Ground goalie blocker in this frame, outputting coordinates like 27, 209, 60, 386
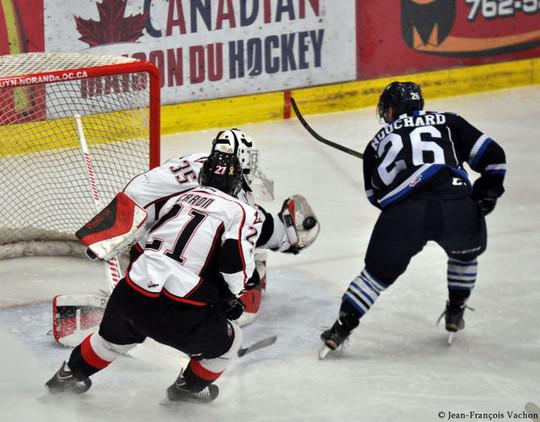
76, 192, 148, 261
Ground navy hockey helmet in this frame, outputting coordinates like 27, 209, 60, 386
199, 151, 243, 197
377, 81, 424, 122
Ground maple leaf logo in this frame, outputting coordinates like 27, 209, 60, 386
75, 0, 147, 47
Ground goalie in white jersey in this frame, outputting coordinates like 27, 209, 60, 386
79, 128, 320, 326
46, 151, 262, 403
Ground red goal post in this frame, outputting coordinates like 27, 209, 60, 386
0, 52, 160, 258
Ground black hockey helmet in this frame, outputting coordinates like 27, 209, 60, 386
199, 151, 243, 197
377, 81, 424, 122
211, 128, 256, 187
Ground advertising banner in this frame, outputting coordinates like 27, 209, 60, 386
0, 0, 44, 123
43, 0, 357, 104
0, 0, 43, 55
357, 0, 540, 79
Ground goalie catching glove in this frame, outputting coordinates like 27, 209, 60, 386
76, 192, 148, 261
278, 194, 320, 255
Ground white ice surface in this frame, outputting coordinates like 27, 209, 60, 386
1, 86, 539, 422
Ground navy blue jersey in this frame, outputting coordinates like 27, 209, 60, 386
363, 111, 506, 208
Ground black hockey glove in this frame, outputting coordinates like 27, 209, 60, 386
477, 196, 498, 216
471, 177, 503, 216
219, 296, 245, 321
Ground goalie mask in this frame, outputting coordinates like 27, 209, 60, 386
199, 151, 243, 197
212, 128, 257, 187
377, 81, 424, 123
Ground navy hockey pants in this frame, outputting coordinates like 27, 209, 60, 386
364, 193, 487, 287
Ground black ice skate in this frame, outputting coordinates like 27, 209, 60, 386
319, 316, 359, 359
162, 372, 219, 405
437, 301, 474, 345
45, 361, 92, 394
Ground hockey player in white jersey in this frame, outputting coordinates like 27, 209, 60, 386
46, 150, 262, 403
79, 128, 320, 326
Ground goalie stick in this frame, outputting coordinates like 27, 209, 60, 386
52, 115, 122, 346
289, 97, 364, 159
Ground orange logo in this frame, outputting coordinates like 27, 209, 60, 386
401, 0, 540, 56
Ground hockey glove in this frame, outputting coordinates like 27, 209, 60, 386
220, 296, 245, 321
477, 196, 497, 216
278, 195, 320, 253
471, 176, 503, 216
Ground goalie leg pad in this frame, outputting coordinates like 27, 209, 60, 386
53, 294, 109, 347
76, 192, 148, 260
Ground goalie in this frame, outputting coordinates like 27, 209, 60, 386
76, 128, 320, 327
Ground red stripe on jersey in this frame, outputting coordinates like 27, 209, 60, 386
189, 358, 222, 381
162, 288, 207, 306
81, 334, 111, 369
125, 274, 161, 298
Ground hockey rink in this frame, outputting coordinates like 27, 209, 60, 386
1, 86, 539, 422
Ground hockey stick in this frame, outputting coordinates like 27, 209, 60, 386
238, 335, 277, 357
289, 97, 364, 159
51, 115, 122, 345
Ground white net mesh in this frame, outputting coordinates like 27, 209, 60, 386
0, 53, 157, 257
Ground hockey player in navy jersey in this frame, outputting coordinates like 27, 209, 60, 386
46, 151, 262, 403
320, 81, 506, 357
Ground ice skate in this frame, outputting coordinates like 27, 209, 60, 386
437, 301, 474, 345
45, 361, 92, 394
161, 372, 219, 405
319, 317, 358, 359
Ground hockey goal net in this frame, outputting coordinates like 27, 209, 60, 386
0, 52, 160, 258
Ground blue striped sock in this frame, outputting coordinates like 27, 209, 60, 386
343, 268, 387, 317
447, 258, 477, 300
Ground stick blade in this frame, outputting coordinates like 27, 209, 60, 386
238, 335, 277, 357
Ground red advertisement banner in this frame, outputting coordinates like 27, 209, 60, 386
0, 0, 44, 123
356, 0, 540, 80
0, 0, 43, 55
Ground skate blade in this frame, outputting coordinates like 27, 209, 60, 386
318, 345, 332, 360
447, 332, 455, 346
